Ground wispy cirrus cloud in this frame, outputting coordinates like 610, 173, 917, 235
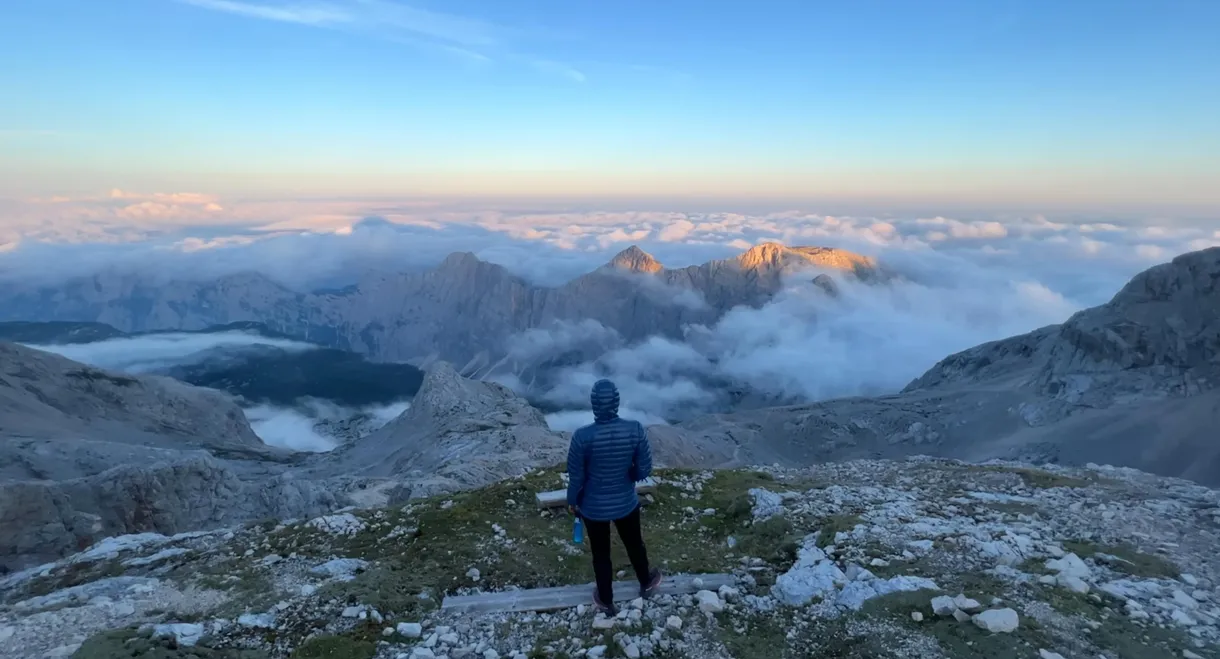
177, 0, 352, 26
530, 59, 587, 83
176, 0, 582, 81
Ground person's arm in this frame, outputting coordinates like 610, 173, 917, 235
566, 431, 586, 512
630, 422, 653, 482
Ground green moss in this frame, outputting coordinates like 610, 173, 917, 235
21, 559, 126, 600
815, 514, 863, 548
187, 562, 278, 617
716, 611, 792, 659
962, 464, 1091, 489
73, 628, 269, 659
987, 501, 1040, 516
1062, 540, 1180, 579
288, 635, 376, 659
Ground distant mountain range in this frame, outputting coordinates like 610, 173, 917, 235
0, 242, 882, 371
0, 321, 424, 408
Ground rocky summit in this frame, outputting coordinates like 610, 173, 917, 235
1, 459, 1217, 659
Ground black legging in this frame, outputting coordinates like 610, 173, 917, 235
583, 505, 652, 606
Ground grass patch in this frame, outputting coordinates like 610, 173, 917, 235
20, 559, 126, 600
987, 501, 1040, 516
1017, 558, 1054, 576
310, 468, 808, 625
1090, 616, 1218, 659
288, 634, 376, 659
815, 514, 863, 548
858, 589, 1054, 659
73, 628, 270, 659
960, 464, 1091, 489
188, 562, 278, 617
716, 610, 793, 659
316, 565, 438, 619
1030, 566, 1215, 659
1062, 540, 1180, 579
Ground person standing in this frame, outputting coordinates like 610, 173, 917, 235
566, 379, 663, 615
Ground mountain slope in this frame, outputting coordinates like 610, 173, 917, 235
0, 342, 347, 568
661, 246, 1220, 484
0, 341, 262, 460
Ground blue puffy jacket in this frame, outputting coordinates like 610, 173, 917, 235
566, 379, 653, 522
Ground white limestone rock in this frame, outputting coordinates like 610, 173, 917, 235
695, 590, 725, 614
972, 608, 1020, 634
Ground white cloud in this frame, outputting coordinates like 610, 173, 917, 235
24, 331, 317, 373
4, 191, 1219, 423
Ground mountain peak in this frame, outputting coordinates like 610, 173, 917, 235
606, 245, 663, 274
438, 252, 484, 270
737, 242, 877, 273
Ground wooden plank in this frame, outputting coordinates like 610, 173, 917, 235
441, 573, 735, 615
535, 478, 658, 509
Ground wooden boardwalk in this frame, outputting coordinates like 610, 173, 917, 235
440, 573, 735, 614
534, 478, 658, 509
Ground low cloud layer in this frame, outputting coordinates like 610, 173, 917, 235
245, 399, 410, 453
517, 257, 1081, 422
23, 330, 409, 452
26, 331, 317, 373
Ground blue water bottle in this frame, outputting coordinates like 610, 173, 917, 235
573, 518, 584, 544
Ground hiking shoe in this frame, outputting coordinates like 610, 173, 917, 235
593, 588, 618, 616
640, 568, 663, 599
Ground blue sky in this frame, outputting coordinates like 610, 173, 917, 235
2, 0, 1218, 205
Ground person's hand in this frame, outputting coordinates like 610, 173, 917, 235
568, 505, 579, 516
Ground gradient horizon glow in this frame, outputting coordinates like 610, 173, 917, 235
2, 0, 1219, 206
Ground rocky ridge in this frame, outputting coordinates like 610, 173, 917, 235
660, 246, 1220, 485
1, 459, 1216, 659
0, 242, 880, 367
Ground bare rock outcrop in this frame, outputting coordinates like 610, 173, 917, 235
0, 455, 338, 570
315, 362, 569, 497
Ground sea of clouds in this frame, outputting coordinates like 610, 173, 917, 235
5, 190, 1219, 428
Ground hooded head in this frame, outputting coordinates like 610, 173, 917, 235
590, 379, 620, 423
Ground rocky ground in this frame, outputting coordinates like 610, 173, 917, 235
2, 458, 1218, 659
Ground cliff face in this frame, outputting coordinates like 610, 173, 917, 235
0, 243, 880, 366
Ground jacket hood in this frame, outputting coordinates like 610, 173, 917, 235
590, 379, 620, 423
